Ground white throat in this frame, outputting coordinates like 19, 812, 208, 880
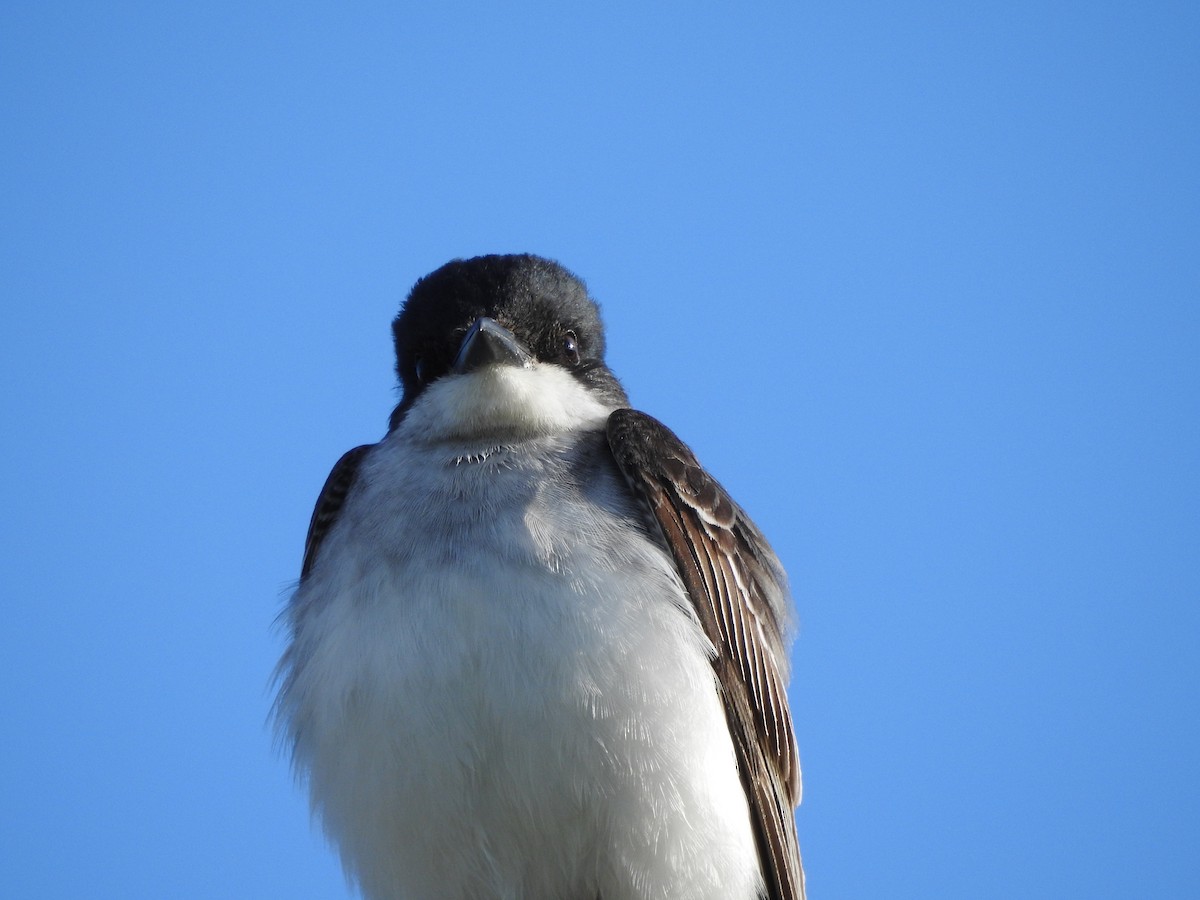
396, 363, 613, 444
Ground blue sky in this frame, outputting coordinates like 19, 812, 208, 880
2, 2, 1197, 897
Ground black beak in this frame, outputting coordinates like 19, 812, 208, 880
452, 317, 534, 374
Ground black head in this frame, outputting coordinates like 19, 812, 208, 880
389, 254, 628, 430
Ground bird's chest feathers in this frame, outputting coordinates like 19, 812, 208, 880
295, 437, 687, 749
285, 437, 756, 900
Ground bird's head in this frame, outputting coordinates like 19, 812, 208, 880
388, 254, 628, 441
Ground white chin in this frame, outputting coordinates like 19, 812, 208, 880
397, 363, 612, 443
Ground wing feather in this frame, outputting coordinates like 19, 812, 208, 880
300, 444, 373, 581
607, 409, 805, 900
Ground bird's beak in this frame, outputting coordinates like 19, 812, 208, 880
452, 317, 534, 374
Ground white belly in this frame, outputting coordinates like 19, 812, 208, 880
279, 436, 762, 899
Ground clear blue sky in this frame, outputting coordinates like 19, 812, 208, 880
2, 3, 1197, 897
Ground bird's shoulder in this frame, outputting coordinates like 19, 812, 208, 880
605, 407, 805, 900
300, 444, 374, 582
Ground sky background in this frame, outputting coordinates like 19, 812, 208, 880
2, 2, 1197, 898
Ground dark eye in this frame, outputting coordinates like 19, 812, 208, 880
414, 357, 428, 384
562, 331, 580, 366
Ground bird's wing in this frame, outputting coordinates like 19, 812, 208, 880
300, 444, 374, 581
607, 408, 805, 900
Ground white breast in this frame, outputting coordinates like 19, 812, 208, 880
278, 378, 762, 899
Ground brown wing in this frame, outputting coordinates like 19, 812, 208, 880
607, 408, 805, 900
300, 444, 373, 581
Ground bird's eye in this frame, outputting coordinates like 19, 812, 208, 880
414, 358, 428, 384
562, 331, 581, 366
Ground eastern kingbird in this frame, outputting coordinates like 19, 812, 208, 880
275, 254, 805, 899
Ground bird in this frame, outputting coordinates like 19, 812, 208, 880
274, 254, 806, 900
